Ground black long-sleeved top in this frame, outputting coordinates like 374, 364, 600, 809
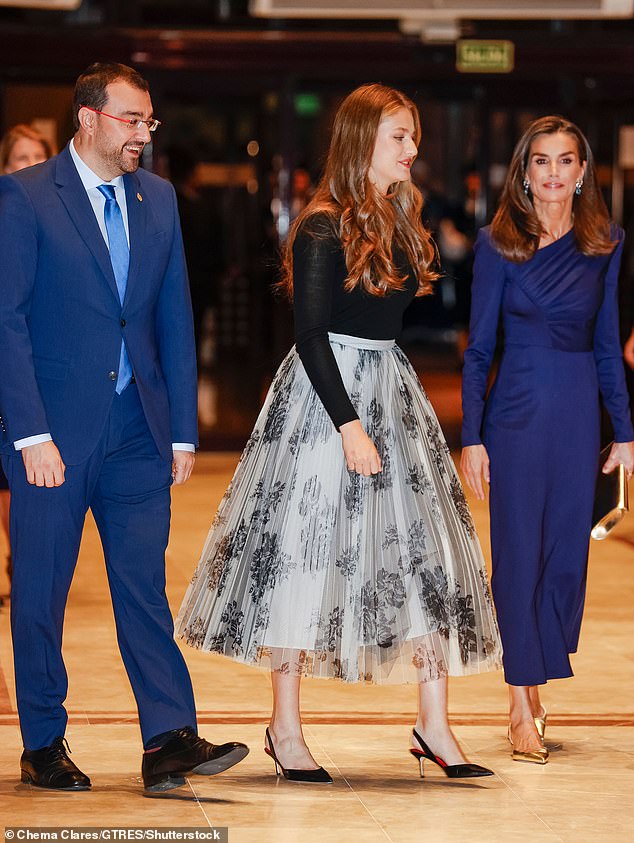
293, 214, 418, 428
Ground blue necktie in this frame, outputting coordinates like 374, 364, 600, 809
97, 184, 133, 394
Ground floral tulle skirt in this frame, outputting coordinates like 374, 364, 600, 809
175, 334, 502, 684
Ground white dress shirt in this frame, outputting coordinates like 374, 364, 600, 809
15, 140, 194, 454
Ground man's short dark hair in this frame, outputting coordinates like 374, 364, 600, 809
73, 63, 150, 131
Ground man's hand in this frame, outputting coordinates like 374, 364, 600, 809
22, 441, 66, 487
172, 450, 195, 485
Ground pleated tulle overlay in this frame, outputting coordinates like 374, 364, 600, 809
175, 334, 502, 684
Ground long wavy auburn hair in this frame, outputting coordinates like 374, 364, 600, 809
280, 83, 438, 298
491, 115, 615, 262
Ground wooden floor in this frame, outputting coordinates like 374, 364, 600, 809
1, 445, 634, 841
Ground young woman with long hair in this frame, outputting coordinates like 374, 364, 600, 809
461, 116, 634, 764
177, 84, 501, 782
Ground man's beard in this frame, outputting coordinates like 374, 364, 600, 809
99, 139, 143, 176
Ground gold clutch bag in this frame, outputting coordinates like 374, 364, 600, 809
591, 443, 629, 541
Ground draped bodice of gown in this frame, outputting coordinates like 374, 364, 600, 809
462, 225, 634, 447
502, 229, 603, 352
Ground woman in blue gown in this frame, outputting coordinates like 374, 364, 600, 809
461, 116, 634, 763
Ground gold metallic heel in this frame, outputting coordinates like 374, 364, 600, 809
512, 747, 549, 765
534, 707, 547, 741
508, 726, 549, 765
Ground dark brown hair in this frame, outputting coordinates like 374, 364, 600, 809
491, 115, 615, 262
73, 62, 150, 131
0, 124, 54, 172
280, 83, 437, 298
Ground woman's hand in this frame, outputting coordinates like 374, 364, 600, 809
340, 419, 382, 476
602, 441, 634, 479
460, 444, 490, 501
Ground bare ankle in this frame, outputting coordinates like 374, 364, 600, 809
414, 718, 451, 738
268, 723, 304, 743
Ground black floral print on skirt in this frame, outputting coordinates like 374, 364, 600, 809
175, 334, 502, 684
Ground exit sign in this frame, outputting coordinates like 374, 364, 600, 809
456, 40, 515, 74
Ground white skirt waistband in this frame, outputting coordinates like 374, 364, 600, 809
328, 332, 396, 350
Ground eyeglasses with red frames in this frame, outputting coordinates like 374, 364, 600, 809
80, 105, 161, 133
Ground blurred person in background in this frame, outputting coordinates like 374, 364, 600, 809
624, 328, 634, 369
0, 123, 55, 595
165, 145, 222, 362
0, 123, 53, 174
461, 116, 634, 765
440, 164, 481, 360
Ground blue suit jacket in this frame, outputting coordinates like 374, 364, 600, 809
0, 145, 198, 464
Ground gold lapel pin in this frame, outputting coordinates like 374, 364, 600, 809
137, 193, 143, 202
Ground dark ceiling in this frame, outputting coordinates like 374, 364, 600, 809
1, 1, 634, 107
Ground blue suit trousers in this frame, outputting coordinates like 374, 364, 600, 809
2, 384, 197, 750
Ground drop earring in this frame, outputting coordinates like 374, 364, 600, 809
523, 178, 530, 195
575, 179, 583, 196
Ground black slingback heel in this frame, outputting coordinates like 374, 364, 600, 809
264, 728, 333, 783
410, 729, 494, 779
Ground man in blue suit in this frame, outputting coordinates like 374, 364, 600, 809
0, 63, 248, 792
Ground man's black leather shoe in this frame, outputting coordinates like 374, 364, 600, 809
21, 737, 91, 791
142, 727, 249, 792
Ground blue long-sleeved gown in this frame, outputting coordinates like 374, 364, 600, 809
462, 225, 633, 686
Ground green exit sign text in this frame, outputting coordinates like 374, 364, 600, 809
456, 40, 515, 74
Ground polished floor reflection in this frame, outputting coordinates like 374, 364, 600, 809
1, 451, 633, 841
